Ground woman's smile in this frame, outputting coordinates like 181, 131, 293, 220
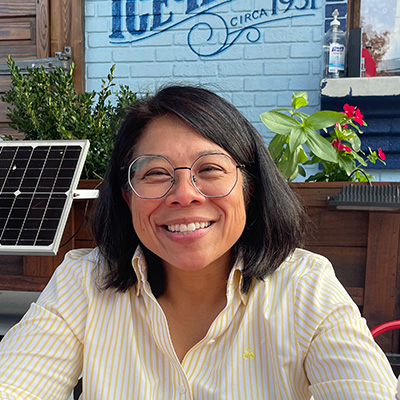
161, 221, 214, 244
165, 221, 212, 234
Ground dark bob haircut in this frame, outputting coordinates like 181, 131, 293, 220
91, 84, 308, 295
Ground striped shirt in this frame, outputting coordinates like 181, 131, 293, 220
0, 247, 396, 399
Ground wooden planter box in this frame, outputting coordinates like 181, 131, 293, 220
292, 182, 400, 352
0, 180, 98, 292
1, 181, 400, 351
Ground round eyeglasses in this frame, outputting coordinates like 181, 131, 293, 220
127, 153, 242, 199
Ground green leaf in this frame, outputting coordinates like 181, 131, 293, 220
351, 151, 367, 166
305, 128, 338, 163
306, 111, 344, 129
306, 171, 328, 182
269, 107, 292, 113
291, 92, 308, 110
340, 128, 358, 139
288, 126, 307, 153
260, 110, 301, 135
268, 134, 287, 162
298, 146, 308, 163
338, 156, 356, 175
278, 146, 299, 181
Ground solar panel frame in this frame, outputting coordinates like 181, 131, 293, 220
0, 140, 90, 255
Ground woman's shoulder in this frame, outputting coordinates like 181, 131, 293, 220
62, 247, 99, 262
264, 248, 354, 311
59, 247, 103, 270
253, 248, 334, 296
277, 248, 333, 275
254, 248, 338, 297
50, 247, 103, 288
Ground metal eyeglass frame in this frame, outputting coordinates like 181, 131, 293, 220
127, 152, 244, 199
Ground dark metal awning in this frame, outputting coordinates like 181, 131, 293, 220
328, 184, 400, 211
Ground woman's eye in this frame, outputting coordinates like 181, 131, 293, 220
146, 169, 169, 175
142, 168, 172, 180
198, 164, 224, 175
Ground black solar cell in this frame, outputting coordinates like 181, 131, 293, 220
0, 141, 89, 255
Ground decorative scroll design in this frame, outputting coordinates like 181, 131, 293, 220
187, 12, 314, 57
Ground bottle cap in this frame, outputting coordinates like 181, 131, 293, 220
330, 9, 341, 28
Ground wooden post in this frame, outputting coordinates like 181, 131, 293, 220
346, 0, 361, 34
36, 0, 50, 58
363, 212, 400, 352
50, 0, 85, 92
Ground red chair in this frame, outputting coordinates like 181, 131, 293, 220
371, 320, 400, 375
371, 320, 400, 338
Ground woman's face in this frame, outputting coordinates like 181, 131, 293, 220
123, 114, 247, 273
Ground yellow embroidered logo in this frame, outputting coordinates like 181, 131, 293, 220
243, 348, 255, 360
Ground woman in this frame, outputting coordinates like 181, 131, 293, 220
0, 85, 396, 399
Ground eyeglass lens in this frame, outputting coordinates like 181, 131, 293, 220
128, 153, 239, 199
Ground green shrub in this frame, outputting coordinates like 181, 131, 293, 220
2, 57, 142, 179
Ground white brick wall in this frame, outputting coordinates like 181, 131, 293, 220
84, 0, 400, 182
85, 0, 325, 141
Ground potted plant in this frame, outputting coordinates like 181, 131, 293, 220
259, 91, 386, 182
1, 57, 142, 180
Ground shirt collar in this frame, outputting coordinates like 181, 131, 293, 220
226, 258, 249, 305
132, 246, 148, 297
131, 246, 249, 305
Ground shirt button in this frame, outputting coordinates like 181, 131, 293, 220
178, 385, 186, 394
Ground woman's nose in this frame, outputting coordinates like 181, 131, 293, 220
164, 169, 205, 206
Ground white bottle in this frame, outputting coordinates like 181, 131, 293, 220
323, 9, 346, 78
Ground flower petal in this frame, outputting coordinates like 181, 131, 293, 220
378, 148, 386, 160
343, 103, 356, 118
354, 108, 364, 125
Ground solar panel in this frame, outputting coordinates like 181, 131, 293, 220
0, 140, 89, 255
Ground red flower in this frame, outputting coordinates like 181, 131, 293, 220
378, 148, 386, 160
354, 108, 364, 125
332, 139, 352, 152
343, 103, 356, 118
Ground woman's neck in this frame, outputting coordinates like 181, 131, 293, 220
160, 252, 232, 308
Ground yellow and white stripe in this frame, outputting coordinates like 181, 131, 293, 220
0, 247, 396, 399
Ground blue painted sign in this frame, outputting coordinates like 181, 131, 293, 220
110, 0, 317, 57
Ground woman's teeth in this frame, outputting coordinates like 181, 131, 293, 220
167, 222, 211, 234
